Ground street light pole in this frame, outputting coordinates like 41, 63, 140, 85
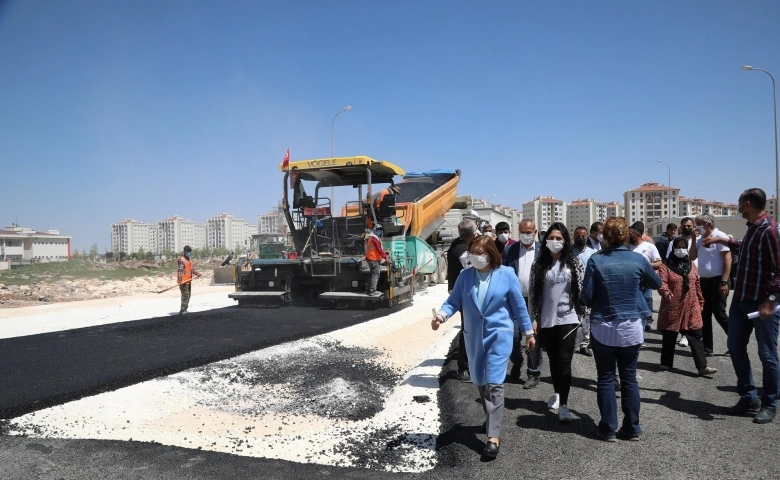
330, 106, 352, 206
657, 160, 671, 229
742, 66, 779, 220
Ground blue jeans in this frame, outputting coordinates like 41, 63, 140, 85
642, 288, 653, 327
591, 337, 642, 437
728, 299, 780, 410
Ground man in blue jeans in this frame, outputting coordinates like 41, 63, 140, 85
705, 188, 780, 424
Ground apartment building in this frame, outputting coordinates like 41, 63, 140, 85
566, 198, 609, 232
207, 213, 255, 252
1, 224, 71, 263
472, 198, 522, 236
606, 202, 624, 218
522, 196, 566, 233
679, 196, 739, 218
156, 216, 206, 254
624, 183, 680, 226
111, 219, 157, 254
258, 203, 287, 234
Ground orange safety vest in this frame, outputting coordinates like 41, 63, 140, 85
365, 234, 384, 261
180, 256, 193, 283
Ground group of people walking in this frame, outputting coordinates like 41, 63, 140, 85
432, 187, 780, 458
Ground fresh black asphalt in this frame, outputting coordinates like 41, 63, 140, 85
3, 293, 780, 479
0, 305, 406, 419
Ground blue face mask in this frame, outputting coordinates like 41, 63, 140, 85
185, 252, 191, 258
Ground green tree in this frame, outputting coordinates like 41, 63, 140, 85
89, 243, 99, 260
137, 247, 146, 259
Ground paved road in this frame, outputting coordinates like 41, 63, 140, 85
436, 292, 780, 479
2, 293, 780, 479
0, 305, 403, 418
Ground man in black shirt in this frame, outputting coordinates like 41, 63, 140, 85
446, 218, 479, 382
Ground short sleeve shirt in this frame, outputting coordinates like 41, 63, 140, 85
696, 228, 730, 278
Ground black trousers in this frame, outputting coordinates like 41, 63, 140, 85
660, 328, 707, 369
457, 308, 469, 371
699, 276, 729, 351
538, 323, 578, 405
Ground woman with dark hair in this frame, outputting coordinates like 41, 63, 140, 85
432, 235, 535, 458
658, 237, 718, 376
528, 222, 585, 423
581, 216, 662, 441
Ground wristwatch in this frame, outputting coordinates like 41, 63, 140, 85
720, 280, 728, 286
769, 295, 777, 303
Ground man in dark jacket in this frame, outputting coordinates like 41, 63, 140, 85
446, 218, 479, 382
656, 223, 678, 265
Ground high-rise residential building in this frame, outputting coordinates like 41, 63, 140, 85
156, 216, 206, 254
111, 219, 156, 254
566, 198, 608, 232
624, 183, 680, 226
768, 197, 777, 218
207, 213, 255, 252
522, 196, 566, 233
605, 202, 624, 218
258, 203, 287, 234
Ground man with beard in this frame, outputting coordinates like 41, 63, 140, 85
705, 188, 780, 424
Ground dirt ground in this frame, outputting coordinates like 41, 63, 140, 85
0, 262, 219, 308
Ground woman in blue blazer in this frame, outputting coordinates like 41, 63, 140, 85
432, 235, 536, 458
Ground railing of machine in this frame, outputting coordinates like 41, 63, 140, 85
308, 198, 338, 277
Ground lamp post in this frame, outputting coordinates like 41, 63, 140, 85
657, 160, 671, 229
331, 106, 352, 204
742, 66, 779, 220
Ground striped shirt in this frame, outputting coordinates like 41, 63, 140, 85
728, 213, 780, 302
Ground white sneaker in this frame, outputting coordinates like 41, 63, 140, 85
548, 393, 560, 410
558, 404, 572, 423
678, 335, 689, 347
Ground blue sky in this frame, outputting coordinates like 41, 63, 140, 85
1, 1, 778, 251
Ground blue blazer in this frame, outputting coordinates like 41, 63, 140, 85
440, 266, 533, 385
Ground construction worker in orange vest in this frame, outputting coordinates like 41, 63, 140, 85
364, 226, 389, 297
177, 245, 202, 314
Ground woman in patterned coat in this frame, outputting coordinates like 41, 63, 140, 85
658, 236, 718, 376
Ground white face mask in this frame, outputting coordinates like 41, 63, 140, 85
547, 239, 564, 253
696, 226, 705, 235
596, 233, 604, 242
518, 233, 534, 245
674, 248, 688, 258
497, 233, 510, 243
468, 254, 489, 269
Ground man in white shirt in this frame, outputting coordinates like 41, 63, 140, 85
502, 219, 544, 388
630, 222, 662, 332
690, 214, 731, 356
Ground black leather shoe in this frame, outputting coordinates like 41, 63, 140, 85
578, 346, 593, 357
483, 441, 499, 458
456, 370, 472, 383
754, 407, 776, 424
704, 348, 715, 357
523, 375, 540, 389
726, 398, 761, 415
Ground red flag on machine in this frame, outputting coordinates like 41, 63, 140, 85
282, 149, 290, 170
